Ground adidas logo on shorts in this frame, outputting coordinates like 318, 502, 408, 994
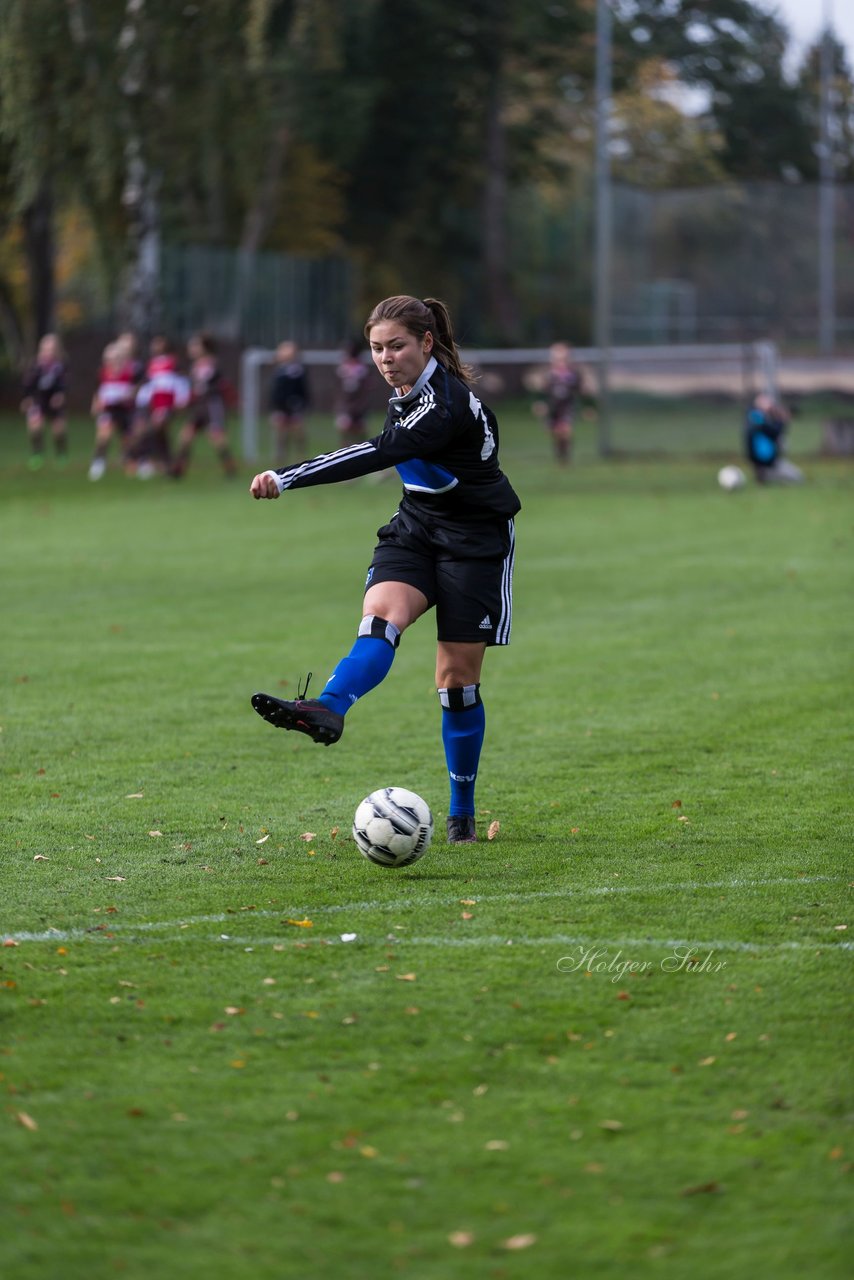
479, 615, 492, 630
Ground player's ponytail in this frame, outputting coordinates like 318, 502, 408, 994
364, 295, 476, 384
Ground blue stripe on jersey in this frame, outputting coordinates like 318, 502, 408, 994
396, 458, 459, 494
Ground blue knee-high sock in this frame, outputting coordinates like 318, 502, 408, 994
317, 616, 399, 715
439, 685, 485, 818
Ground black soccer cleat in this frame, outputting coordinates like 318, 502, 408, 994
447, 814, 477, 844
251, 693, 344, 745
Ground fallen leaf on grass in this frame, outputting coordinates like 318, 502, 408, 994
698, 1056, 716, 1066
487, 820, 500, 841
460, 898, 477, 906
299, 832, 316, 842
16, 1112, 38, 1131
461, 912, 474, 920
330, 826, 339, 839
285, 918, 313, 928
106, 876, 126, 883
148, 830, 163, 838
33, 855, 49, 862
396, 973, 417, 982
501, 1234, 537, 1250
3, 939, 19, 947
681, 1181, 722, 1196
600, 1119, 623, 1131
257, 858, 269, 866
485, 1140, 509, 1150
125, 793, 144, 799
448, 1232, 475, 1248
224, 1006, 244, 1016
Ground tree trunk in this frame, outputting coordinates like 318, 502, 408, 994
0, 273, 26, 367
226, 125, 291, 341
482, 77, 518, 343
22, 182, 55, 343
120, 138, 161, 340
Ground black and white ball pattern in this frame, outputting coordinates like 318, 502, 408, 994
352, 787, 434, 868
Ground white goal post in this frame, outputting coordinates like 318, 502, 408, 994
239, 341, 779, 462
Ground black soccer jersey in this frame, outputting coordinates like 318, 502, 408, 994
272, 357, 520, 521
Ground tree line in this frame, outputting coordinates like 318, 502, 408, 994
0, 0, 851, 356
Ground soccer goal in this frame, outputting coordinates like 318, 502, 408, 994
240, 341, 779, 461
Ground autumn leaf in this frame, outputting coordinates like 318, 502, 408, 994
460, 898, 477, 905
599, 1119, 623, 1131
16, 1112, 38, 1131
148, 830, 163, 838
256, 834, 270, 845
285, 918, 313, 928
105, 876, 126, 883
501, 1234, 537, 1250
299, 832, 316, 842
125, 792, 144, 799
396, 973, 417, 982
33, 854, 49, 862
448, 1232, 475, 1248
330, 826, 339, 839
681, 1181, 722, 1196
461, 911, 474, 920
487, 820, 500, 841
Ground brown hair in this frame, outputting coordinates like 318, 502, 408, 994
364, 295, 475, 383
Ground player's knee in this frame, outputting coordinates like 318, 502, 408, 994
358, 615, 400, 648
437, 684, 482, 711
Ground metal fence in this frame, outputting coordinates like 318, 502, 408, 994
506, 180, 854, 348
159, 244, 353, 347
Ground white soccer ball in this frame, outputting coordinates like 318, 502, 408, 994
718, 464, 746, 491
352, 787, 434, 868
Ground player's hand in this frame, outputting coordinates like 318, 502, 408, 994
250, 471, 281, 499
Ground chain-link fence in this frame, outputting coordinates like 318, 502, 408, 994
505, 180, 854, 348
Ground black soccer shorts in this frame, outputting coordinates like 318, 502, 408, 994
365, 504, 516, 646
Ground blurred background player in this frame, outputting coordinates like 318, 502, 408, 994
21, 333, 68, 470
744, 392, 804, 485
170, 333, 237, 479
132, 335, 189, 477
269, 340, 310, 464
87, 340, 137, 480
538, 342, 584, 464
334, 339, 372, 445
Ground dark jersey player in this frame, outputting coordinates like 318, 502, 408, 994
249, 295, 521, 845
21, 334, 68, 469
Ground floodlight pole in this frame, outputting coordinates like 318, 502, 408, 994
818, 0, 836, 354
594, 0, 613, 456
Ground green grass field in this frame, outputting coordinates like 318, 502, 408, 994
1, 404, 851, 1279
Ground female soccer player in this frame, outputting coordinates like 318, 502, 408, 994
249, 295, 521, 844
21, 333, 67, 469
170, 333, 237, 479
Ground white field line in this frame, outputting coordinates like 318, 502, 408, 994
5, 929, 852, 954
3, 875, 849, 952
6, 872, 845, 940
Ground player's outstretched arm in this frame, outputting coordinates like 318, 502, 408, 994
250, 470, 283, 499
